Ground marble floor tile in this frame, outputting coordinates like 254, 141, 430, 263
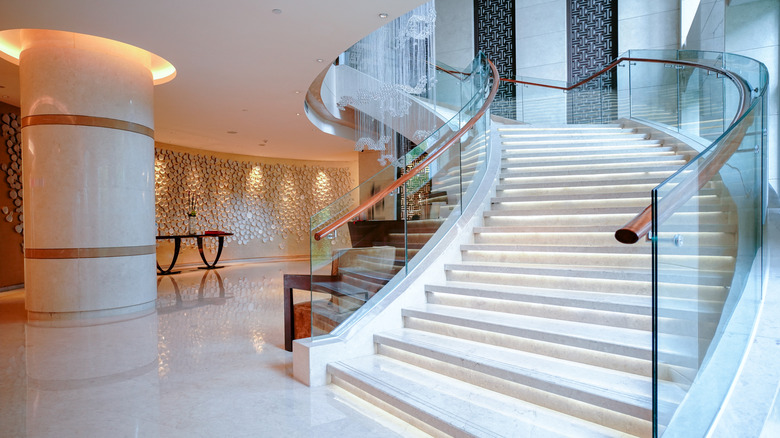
0, 261, 418, 438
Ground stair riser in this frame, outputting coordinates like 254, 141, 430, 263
403, 316, 653, 378
461, 251, 736, 271
425, 291, 651, 331
328, 373, 455, 438
375, 342, 654, 433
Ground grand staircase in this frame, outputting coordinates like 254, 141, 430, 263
323, 123, 737, 437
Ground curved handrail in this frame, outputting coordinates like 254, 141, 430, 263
503, 57, 754, 244
313, 58, 500, 241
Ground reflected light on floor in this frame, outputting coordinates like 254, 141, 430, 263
0, 261, 423, 437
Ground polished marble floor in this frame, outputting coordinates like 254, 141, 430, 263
0, 262, 425, 438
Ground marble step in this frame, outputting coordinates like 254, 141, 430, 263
497, 124, 624, 131
442, 262, 728, 300
499, 128, 635, 136
462, 241, 735, 257
373, 328, 684, 430
460, 246, 735, 271
495, 173, 678, 191
473, 230, 736, 247
501, 148, 682, 163
496, 180, 720, 198
497, 170, 678, 188
492, 187, 717, 203
501, 133, 649, 144
483, 202, 728, 218
481, 210, 735, 228
500, 156, 688, 172
489, 194, 722, 212
328, 355, 632, 438
444, 262, 731, 287
425, 282, 722, 335
499, 163, 684, 180
501, 143, 672, 162
401, 305, 698, 369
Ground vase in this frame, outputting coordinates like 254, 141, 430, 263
187, 215, 196, 235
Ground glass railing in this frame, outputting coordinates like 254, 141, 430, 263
306, 52, 495, 339
506, 50, 768, 436
651, 53, 767, 436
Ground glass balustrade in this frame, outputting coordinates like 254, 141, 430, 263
305, 53, 494, 339
506, 49, 767, 436
303, 47, 766, 436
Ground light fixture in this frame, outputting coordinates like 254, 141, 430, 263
379, 13, 389, 18
272, 9, 282, 14
227, 130, 238, 134
316, 58, 323, 63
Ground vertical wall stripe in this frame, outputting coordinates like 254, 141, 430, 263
567, 0, 618, 123
474, 0, 516, 119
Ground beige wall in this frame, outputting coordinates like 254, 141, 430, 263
154, 142, 358, 268
0, 104, 23, 289
725, 0, 780, 191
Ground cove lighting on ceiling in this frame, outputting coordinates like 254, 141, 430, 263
0, 29, 176, 85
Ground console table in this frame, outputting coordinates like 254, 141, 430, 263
156, 232, 233, 275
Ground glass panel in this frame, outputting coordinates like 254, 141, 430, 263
652, 54, 766, 434
305, 53, 493, 341
629, 60, 680, 129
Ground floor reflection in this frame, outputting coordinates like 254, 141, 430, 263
0, 261, 413, 437
26, 311, 160, 437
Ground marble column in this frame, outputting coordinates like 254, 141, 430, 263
19, 30, 162, 319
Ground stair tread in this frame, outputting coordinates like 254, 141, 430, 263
402, 304, 696, 362
426, 281, 723, 316
444, 261, 730, 285
329, 355, 629, 438
376, 328, 686, 413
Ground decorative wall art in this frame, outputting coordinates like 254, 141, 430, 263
1, 112, 23, 253
154, 148, 353, 254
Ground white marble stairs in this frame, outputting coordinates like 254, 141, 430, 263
326, 124, 736, 437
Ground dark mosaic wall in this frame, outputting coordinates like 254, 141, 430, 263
567, 0, 618, 124
474, 0, 516, 119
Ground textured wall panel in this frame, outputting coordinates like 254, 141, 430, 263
474, 0, 516, 118
154, 148, 353, 253
0, 113, 24, 252
568, 0, 618, 124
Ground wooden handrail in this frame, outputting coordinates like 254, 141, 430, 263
313, 58, 500, 241
502, 56, 755, 244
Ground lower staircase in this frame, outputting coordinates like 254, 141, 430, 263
324, 123, 737, 437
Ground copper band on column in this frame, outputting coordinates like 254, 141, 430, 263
25, 245, 157, 259
21, 114, 154, 139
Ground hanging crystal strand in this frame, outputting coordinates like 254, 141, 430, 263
338, 1, 437, 166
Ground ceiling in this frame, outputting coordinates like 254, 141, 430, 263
0, 0, 425, 161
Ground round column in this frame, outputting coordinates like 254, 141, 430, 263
19, 30, 165, 319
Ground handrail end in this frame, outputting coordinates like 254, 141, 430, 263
615, 229, 640, 245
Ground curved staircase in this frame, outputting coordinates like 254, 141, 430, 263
324, 123, 736, 437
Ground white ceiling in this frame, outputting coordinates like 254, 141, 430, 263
0, 0, 425, 161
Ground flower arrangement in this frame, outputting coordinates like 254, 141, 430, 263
187, 191, 197, 217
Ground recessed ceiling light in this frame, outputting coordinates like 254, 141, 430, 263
294, 91, 301, 94
379, 13, 389, 18
227, 130, 238, 134
296, 113, 301, 116
316, 58, 323, 63
272, 9, 282, 14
